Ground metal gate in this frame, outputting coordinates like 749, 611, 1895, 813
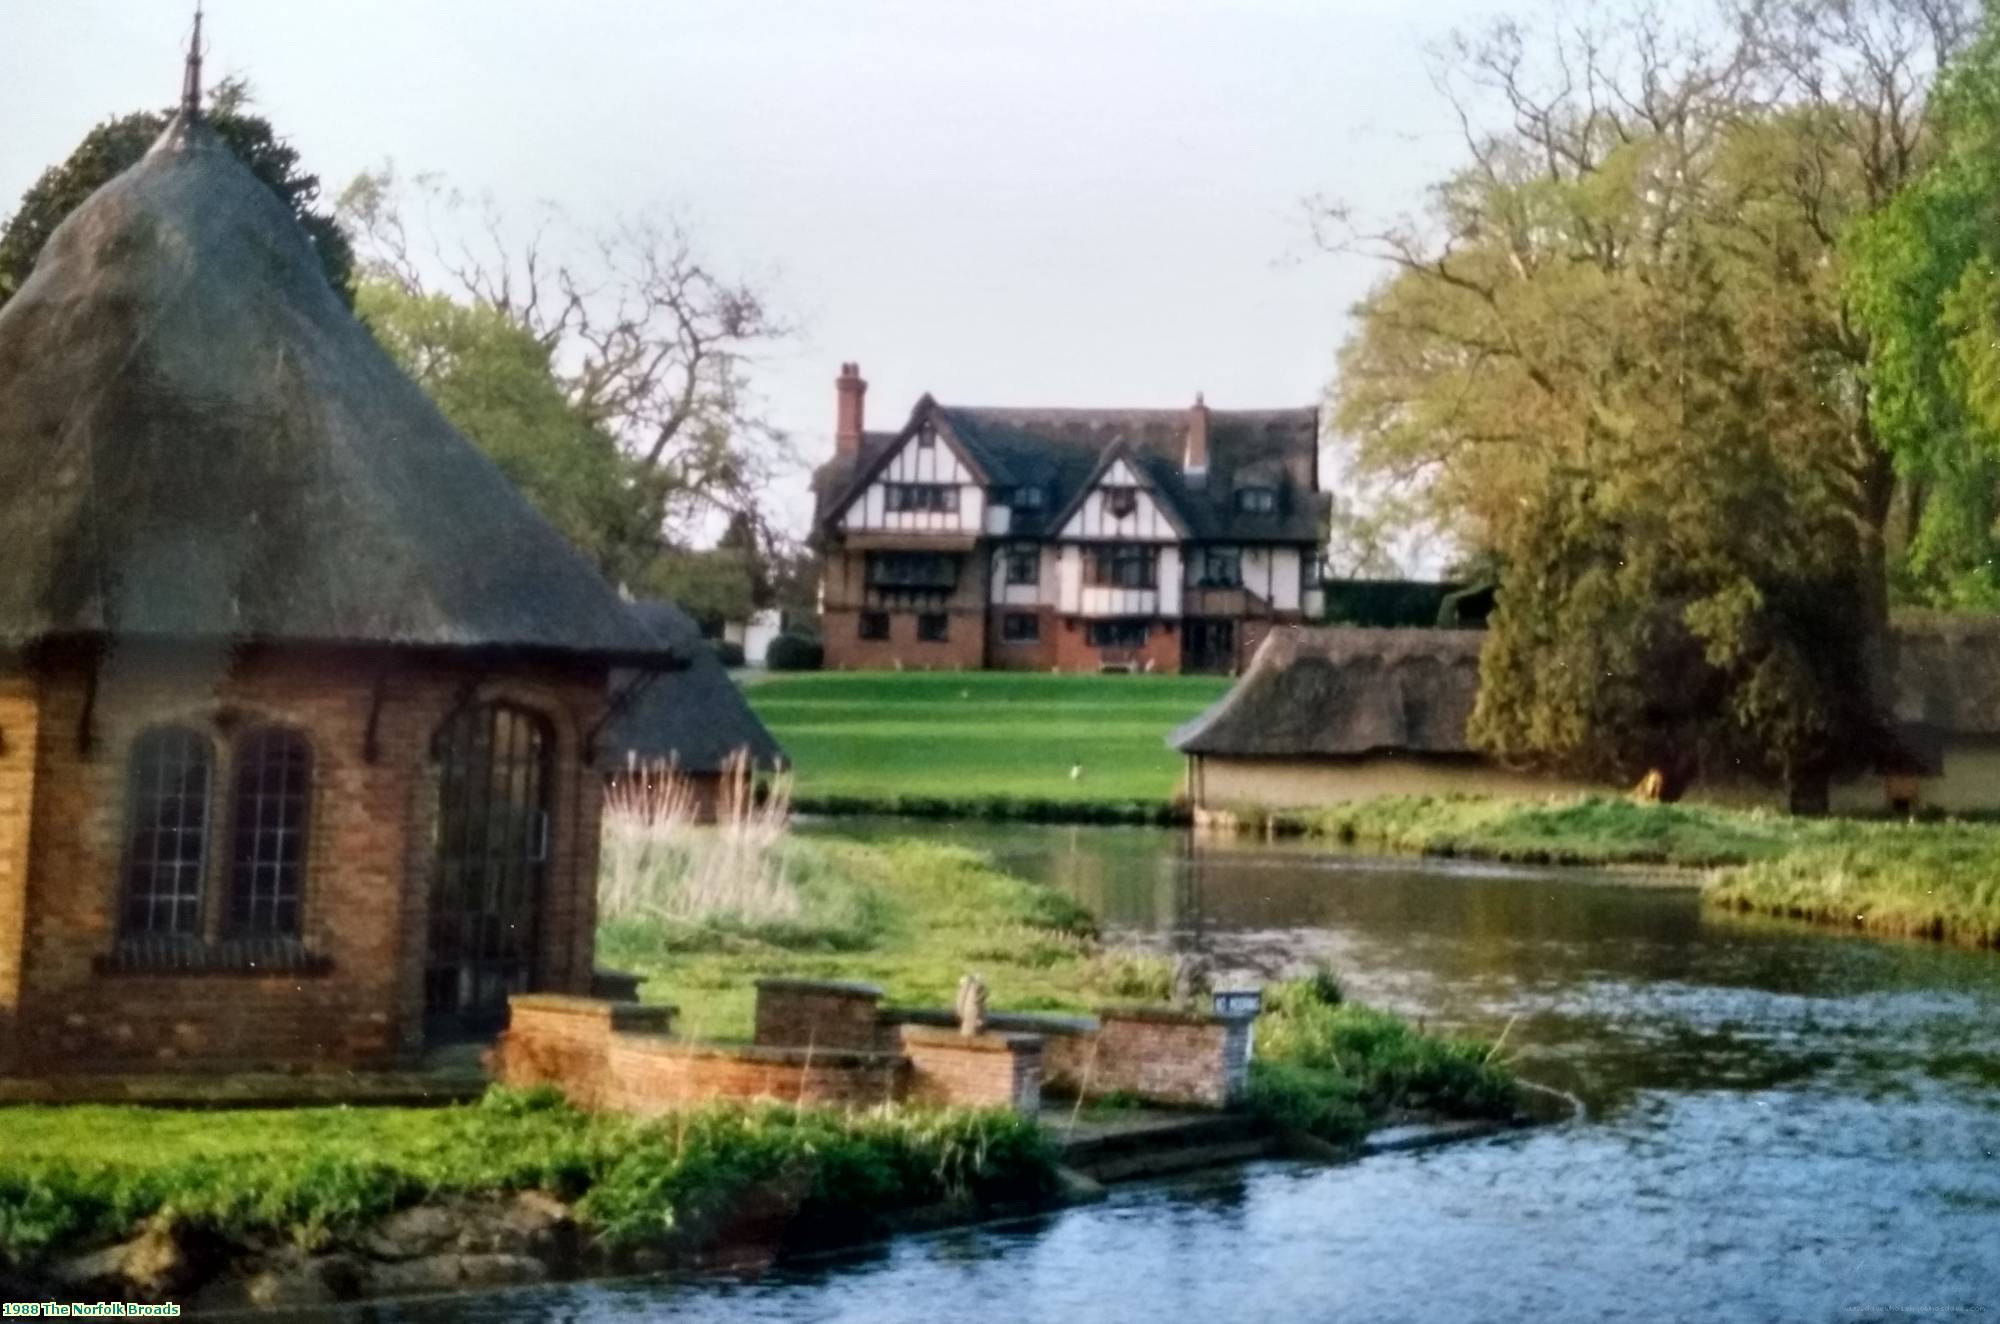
425, 702, 552, 1038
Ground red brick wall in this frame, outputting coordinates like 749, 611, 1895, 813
494, 994, 907, 1114
754, 978, 885, 1050
822, 609, 987, 671
0, 676, 39, 1076
602, 1038, 906, 1114
898, 1025, 1042, 1112
1051, 617, 1183, 674
1084, 1008, 1251, 1108
985, 609, 1058, 671
11, 642, 609, 1075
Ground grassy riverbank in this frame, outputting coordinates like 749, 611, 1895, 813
1709, 825, 2000, 948
0, 1090, 1054, 1280
599, 836, 1172, 1040
1279, 794, 2000, 949
1246, 974, 1518, 1143
743, 671, 1227, 810
603, 828, 1522, 1140
1279, 795, 1797, 867
0, 830, 1523, 1284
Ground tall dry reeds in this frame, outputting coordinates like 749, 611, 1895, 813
600, 750, 801, 926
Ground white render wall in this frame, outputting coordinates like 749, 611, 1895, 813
839, 437, 984, 536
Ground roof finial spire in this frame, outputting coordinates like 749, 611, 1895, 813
180, 4, 204, 119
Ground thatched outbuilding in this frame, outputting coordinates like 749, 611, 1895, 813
0, 43, 677, 1079
1176, 621, 2000, 816
1171, 627, 1610, 810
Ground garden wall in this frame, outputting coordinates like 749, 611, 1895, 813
495, 980, 1253, 1118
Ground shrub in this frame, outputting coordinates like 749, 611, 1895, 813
766, 633, 824, 671
711, 639, 747, 668
1247, 975, 1518, 1144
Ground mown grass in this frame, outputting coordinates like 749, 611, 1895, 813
0, 1089, 1055, 1269
1246, 975, 1519, 1146
743, 671, 1229, 805
1282, 794, 2000, 949
598, 837, 1171, 1041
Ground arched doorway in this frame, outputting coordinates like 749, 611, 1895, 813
425, 702, 553, 1039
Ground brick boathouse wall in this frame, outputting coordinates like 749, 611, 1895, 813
0, 642, 609, 1077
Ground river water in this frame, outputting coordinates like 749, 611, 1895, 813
355, 822, 2000, 1324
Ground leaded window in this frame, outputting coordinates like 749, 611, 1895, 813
227, 727, 313, 937
120, 727, 214, 937
1087, 546, 1157, 589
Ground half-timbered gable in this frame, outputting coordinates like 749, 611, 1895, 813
812, 367, 1330, 674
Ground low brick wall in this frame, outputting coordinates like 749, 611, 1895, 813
1085, 1007, 1254, 1108
601, 1037, 906, 1114
881, 1005, 1242, 1109
494, 994, 908, 1114
488, 994, 678, 1108
497, 992, 1250, 1117
754, 978, 884, 1050
898, 1025, 1043, 1112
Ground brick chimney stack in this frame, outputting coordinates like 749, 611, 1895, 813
836, 362, 868, 460
1184, 392, 1210, 481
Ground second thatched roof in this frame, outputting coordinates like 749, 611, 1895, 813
1173, 626, 1484, 758
602, 600, 787, 775
0, 113, 666, 662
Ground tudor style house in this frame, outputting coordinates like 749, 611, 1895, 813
811, 364, 1330, 673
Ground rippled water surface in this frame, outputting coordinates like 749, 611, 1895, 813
353, 822, 2000, 1324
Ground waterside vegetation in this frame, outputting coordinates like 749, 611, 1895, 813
1257, 794, 2000, 950
0, 1090, 1055, 1292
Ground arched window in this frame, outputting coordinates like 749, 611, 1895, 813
120, 726, 215, 937
227, 727, 313, 937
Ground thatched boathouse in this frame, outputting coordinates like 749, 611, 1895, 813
1175, 623, 2000, 817
0, 46, 676, 1078
1172, 627, 1613, 811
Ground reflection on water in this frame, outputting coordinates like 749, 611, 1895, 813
343, 821, 2000, 1324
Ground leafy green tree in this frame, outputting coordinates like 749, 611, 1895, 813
0, 79, 355, 308
1328, 1, 1968, 801
1848, 12, 2000, 607
632, 547, 759, 632
355, 279, 654, 578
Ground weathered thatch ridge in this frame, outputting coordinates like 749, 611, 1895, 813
1172, 626, 1485, 758
601, 600, 787, 774
0, 114, 666, 660
1885, 613, 2000, 739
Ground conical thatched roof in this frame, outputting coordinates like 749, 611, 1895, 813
0, 113, 667, 661
1173, 626, 1486, 757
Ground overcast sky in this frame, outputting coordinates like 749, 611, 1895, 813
2, 0, 1497, 549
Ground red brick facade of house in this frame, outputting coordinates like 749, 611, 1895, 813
0, 643, 609, 1076
810, 366, 1329, 675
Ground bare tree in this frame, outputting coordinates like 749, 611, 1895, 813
338, 167, 793, 549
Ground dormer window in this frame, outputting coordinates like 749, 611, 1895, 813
1012, 485, 1046, 511
1105, 487, 1139, 519
1235, 487, 1277, 514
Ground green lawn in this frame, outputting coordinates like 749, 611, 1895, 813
744, 671, 1230, 804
